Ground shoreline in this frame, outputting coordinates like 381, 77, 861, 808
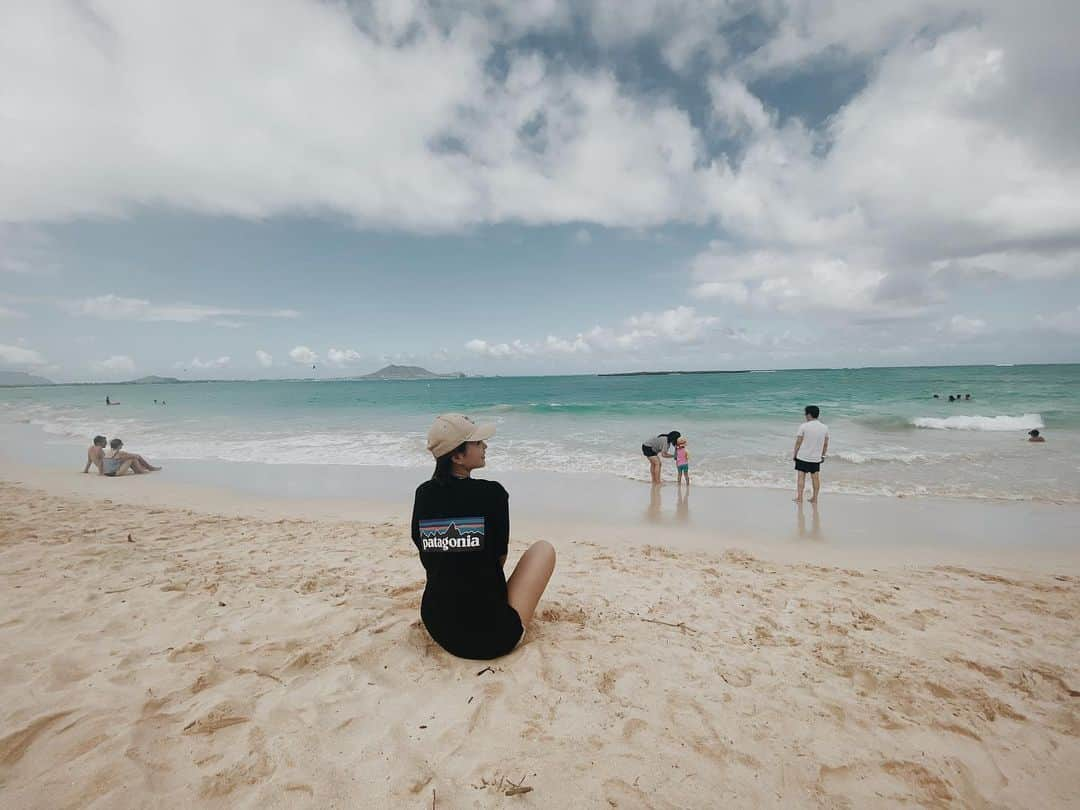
3, 451, 1080, 574
0, 477, 1077, 807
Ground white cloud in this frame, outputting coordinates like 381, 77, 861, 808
66, 294, 300, 323
0, 305, 27, 319
948, 315, 988, 337
691, 280, 749, 305
467, 306, 719, 359
708, 76, 771, 135
0, 2, 707, 230
289, 345, 318, 365
97, 355, 135, 374
1036, 306, 1080, 336
327, 347, 364, 366
2, 1, 1078, 341
255, 349, 273, 368
689, 245, 903, 315
176, 355, 231, 370
0, 225, 56, 273
465, 339, 532, 359
931, 250, 1080, 280
0, 343, 45, 367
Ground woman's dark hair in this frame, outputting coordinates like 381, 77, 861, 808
93, 435, 107, 447
432, 442, 468, 484
109, 438, 123, 450
665, 431, 681, 445
1029, 429, 1040, 437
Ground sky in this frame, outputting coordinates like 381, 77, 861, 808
2, 0, 1079, 382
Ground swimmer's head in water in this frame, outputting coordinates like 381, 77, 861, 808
93, 435, 107, 447
1029, 429, 1040, 437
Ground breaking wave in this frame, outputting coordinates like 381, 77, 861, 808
911, 414, 1043, 431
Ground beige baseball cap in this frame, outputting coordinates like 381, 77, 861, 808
426, 413, 496, 458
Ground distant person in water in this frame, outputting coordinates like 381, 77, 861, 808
933, 394, 940, 399
965, 394, 972, 400
1028, 429, 1046, 443
641, 431, 680, 484
948, 395, 955, 402
104, 438, 161, 475
83, 435, 107, 474
675, 436, 690, 486
793, 406, 829, 504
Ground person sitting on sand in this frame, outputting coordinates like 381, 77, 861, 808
104, 438, 161, 475
411, 414, 556, 660
793, 406, 829, 504
641, 431, 680, 484
1028, 429, 1046, 443
101, 441, 137, 477
83, 435, 107, 474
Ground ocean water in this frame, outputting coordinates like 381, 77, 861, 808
1, 364, 1078, 503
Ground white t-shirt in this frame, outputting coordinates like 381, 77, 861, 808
795, 420, 829, 463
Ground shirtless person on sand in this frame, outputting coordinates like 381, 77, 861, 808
83, 435, 107, 474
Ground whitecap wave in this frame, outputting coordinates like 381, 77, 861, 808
834, 450, 932, 464
911, 414, 1043, 431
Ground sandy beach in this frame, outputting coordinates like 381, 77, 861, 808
1, 470, 1078, 809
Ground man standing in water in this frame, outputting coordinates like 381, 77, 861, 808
793, 406, 829, 504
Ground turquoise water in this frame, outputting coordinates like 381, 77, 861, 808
2, 364, 1078, 502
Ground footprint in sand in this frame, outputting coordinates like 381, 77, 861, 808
0, 710, 75, 766
718, 668, 752, 688
182, 700, 252, 735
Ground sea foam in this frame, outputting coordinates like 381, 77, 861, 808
911, 413, 1043, 431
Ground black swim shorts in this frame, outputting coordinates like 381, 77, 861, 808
422, 603, 524, 661
642, 444, 658, 457
794, 458, 821, 474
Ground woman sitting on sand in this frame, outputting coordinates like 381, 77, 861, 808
411, 414, 556, 660
102, 438, 161, 476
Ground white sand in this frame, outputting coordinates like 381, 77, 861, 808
1, 473, 1078, 808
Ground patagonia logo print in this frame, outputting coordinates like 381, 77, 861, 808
419, 517, 485, 551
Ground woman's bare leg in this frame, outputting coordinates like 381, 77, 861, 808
117, 459, 136, 475
507, 541, 556, 626
649, 456, 661, 484
135, 454, 161, 471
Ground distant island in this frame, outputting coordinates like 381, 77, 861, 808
0, 370, 54, 387
124, 375, 182, 384
360, 365, 464, 380
599, 369, 753, 377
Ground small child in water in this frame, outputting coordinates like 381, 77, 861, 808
675, 436, 690, 485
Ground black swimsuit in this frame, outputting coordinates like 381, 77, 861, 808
411, 477, 523, 660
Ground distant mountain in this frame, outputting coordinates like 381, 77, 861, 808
362, 364, 464, 380
0, 370, 53, 386
127, 375, 182, 384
